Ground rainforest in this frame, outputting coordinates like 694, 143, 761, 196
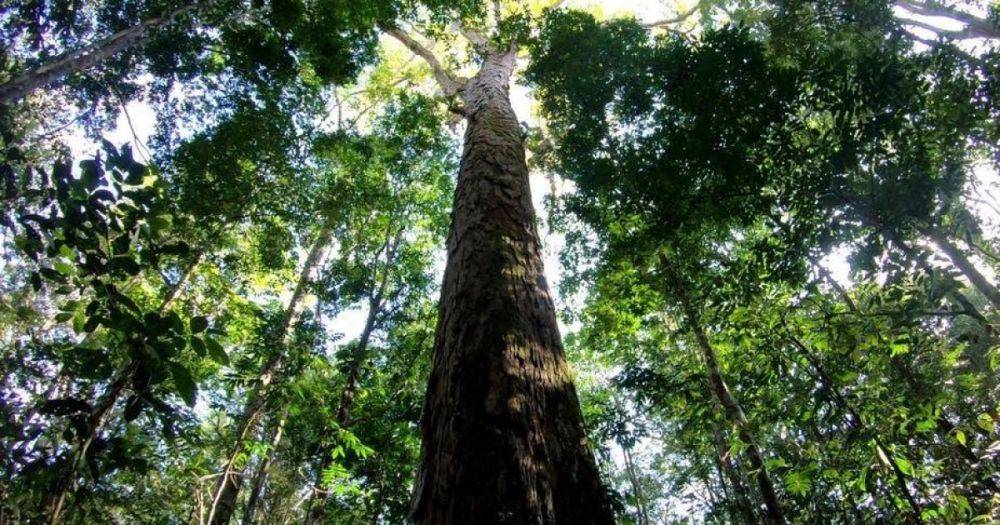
1, 0, 998, 523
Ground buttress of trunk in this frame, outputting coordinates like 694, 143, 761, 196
410, 50, 614, 525
207, 227, 332, 525
241, 411, 288, 525
918, 225, 1000, 308
662, 258, 784, 524
0, 2, 207, 105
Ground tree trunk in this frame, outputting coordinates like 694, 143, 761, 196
240, 410, 287, 525
303, 290, 384, 525
712, 422, 758, 524
621, 444, 650, 525
662, 258, 785, 524
918, 225, 1000, 308
0, 2, 207, 105
207, 226, 332, 525
409, 49, 613, 525
302, 228, 399, 524
854, 207, 988, 323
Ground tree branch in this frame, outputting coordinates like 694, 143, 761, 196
895, 0, 1000, 39
645, 0, 714, 28
452, 22, 492, 53
380, 25, 467, 98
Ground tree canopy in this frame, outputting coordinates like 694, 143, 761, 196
1, 0, 998, 523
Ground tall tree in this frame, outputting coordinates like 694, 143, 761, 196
381, 4, 615, 521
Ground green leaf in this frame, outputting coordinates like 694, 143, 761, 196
169, 362, 197, 407
977, 413, 995, 433
955, 430, 966, 446
190, 337, 207, 357
110, 256, 141, 275
53, 260, 76, 276
72, 310, 86, 334
148, 215, 173, 232
206, 337, 229, 366
895, 456, 914, 477
190, 316, 208, 333
785, 470, 811, 496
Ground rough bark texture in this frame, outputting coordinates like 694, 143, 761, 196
0, 2, 205, 105
410, 50, 613, 525
207, 227, 332, 525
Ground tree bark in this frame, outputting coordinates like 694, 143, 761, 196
409, 49, 613, 525
895, 0, 1000, 40
0, 2, 208, 105
207, 226, 332, 525
662, 257, 785, 524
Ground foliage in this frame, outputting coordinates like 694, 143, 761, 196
1, 0, 999, 523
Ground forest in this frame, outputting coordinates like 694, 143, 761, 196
0, 0, 998, 523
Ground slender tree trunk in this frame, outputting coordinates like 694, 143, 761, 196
0, 2, 208, 105
303, 291, 384, 525
918, 225, 1000, 308
207, 227, 332, 525
409, 49, 613, 525
662, 257, 784, 524
852, 206, 989, 322
45, 253, 199, 524
301, 228, 399, 524
240, 410, 288, 525
621, 444, 650, 525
